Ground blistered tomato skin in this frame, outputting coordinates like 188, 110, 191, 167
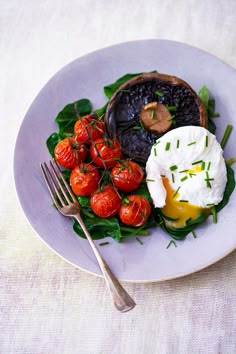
119, 195, 151, 227
90, 185, 121, 218
111, 161, 144, 192
90, 138, 122, 169
74, 114, 105, 145
54, 137, 87, 169
70, 163, 100, 196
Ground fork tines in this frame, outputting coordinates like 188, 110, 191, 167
40, 161, 76, 208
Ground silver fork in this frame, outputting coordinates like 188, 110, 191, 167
40, 160, 136, 312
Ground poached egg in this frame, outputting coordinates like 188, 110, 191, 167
146, 126, 227, 228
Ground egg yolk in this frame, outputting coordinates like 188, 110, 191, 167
161, 177, 207, 228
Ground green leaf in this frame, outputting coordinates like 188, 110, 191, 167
46, 132, 62, 157
216, 164, 235, 212
73, 216, 123, 242
104, 73, 142, 98
95, 102, 108, 118
198, 85, 209, 109
157, 210, 207, 240
55, 98, 92, 135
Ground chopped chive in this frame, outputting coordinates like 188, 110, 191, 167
146, 178, 155, 182
99, 242, 110, 246
207, 161, 211, 170
166, 240, 177, 249
226, 157, 236, 166
154, 140, 160, 146
150, 110, 155, 119
170, 165, 178, 171
186, 218, 192, 224
160, 174, 165, 178
212, 206, 217, 224
165, 142, 171, 151
180, 176, 188, 182
220, 124, 233, 149
192, 160, 203, 165
205, 135, 209, 147
187, 141, 196, 146
179, 200, 189, 203
192, 231, 197, 238
166, 105, 176, 112
173, 186, 181, 198
120, 89, 130, 93
179, 169, 188, 173
132, 126, 142, 130
206, 203, 215, 206
154, 147, 157, 156
176, 140, 180, 148
136, 237, 143, 245
201, 161, 206, 170
189, 173, 196, 177
167, 115, 175, 121
171, 173, 175, 183
155, 90, 164, 97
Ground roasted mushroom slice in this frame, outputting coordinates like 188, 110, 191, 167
105, 73, 207, 163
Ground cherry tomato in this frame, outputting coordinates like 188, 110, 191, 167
90, 185, 121, 218
70, 163, 100, 196
74, 114, 105, 145
90, 138, 122, 169
119, 195, 151, 227
111, 160, 144, 192
54, 137, 87, 169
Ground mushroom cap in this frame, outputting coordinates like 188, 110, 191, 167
104, 73, 207, 163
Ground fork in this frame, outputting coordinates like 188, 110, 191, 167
40, 160, 136, 312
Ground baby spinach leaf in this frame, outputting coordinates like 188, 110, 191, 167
46, 132, 62, 157
55, 98, 92, 135
104, 73, 142, 99
198, 85, 209, 109
216, 164, 235, 212
73, 216, 123, 242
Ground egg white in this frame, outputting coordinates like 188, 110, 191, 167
146, 126, 227, 208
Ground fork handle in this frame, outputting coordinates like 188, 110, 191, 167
74, 214, 136, 312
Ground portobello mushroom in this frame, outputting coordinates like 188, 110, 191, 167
104, 73, 207, 163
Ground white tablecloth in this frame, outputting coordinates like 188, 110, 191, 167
1, 1, 236, 353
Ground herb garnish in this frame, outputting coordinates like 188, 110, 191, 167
173, 186, 181, 198
136, 237, 143, 245
166, 240, 177, 249
176, 140, 180, 148
212, 206, 217, 224
170, 165, 178, 171
155, 90, 164, 97
192, 160, 203, 165
99, 242, 110, 246
187, 141, 196, 146
165, 142, 171, 151
221, 125, 233, 149
180, 176, 188, 182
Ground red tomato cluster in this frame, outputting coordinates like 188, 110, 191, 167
54, 113, 151, 226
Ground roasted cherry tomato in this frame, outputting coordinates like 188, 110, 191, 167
111, 160, 144, 192
54, 137, 86, 169
90, 138, 122, 169
70, 163, 100, 196
74, 114, 105, 145
90, 185, 121, 218
119, 195, 151, 227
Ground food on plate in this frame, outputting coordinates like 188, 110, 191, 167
119, 195, 151, 227
90, 138, 122, 168
90, 185, 121, 218
74, 113, 105, 145
146, 126, 227, 229
105, 73, 207, 162
54, 137, 87, 169
111, 160, 144, 192
70, 163, 100, 196
46, 71, 235, 243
